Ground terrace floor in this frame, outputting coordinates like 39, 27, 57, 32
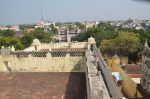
0, 72, 86, 99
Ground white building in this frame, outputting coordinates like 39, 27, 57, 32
56, 25, 81, 42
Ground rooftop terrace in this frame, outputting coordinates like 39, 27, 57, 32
0, 72, 86, 99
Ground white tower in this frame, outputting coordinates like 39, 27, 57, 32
144, 38, 148, 47
40, 9, 45, 28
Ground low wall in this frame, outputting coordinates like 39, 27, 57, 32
85, 50, 110, 99
25, 41, 87, 51
0, 51, 86, 72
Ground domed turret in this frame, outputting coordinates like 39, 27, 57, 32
31, 38, 41, 46
113, 54, 120, 65
88, 36, 96, 44
31, 38, 41, 51
87, 36, 96, 50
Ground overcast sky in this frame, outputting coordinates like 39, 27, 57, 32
0, 0, 150, 25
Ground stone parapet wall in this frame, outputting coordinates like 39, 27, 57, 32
85, 50, 110, 99
25, 41, 87, 51
0, 50, 86, 72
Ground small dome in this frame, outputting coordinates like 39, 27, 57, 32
31, 38, 41, 46
88, 36, 96, 44
113, 54, 119, 59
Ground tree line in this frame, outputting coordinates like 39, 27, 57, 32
0, 22, 150, 63
0, 28, 52, 50
75, 22, 150, 63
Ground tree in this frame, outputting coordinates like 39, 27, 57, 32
0, 37, 24, 50
100, 39, 116, 56
0, 30, 3, 36
21, 28, 53, 48
100, 32, 142, 57
32, 28, 52, 43
11, 38, 24, 50
115, 32, 142, 56
75, 33, 89, 42
75, 22, 86, 30
0, 37, 11, 47
50, 24, 58, 34
55, 22, 63, 27
94, 30, 117, 46
75, 27, 99, 42
21, 32, 33, 48
98, 22, 115, 31
0, 29, 16, 37
75, 26, 118, 46
19, 24, 36, 31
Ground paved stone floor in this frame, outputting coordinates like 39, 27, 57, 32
0, 72, 86, 99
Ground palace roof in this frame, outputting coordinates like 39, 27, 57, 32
0, 72, 86, 99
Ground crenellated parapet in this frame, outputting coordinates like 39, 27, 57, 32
0, 37, 97, 72
10, 48, 86, 58
24, 38, 88, 51
0, 48, 86, 72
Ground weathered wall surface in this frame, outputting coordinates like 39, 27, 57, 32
141, 47, 150, 94
85, 50, 110, 99
0, 53, 86, 72
0, 56, 6, 71
25, 41, 87, 51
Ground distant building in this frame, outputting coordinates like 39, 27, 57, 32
35, 9, 55, 30
122, 64, 142, 84
0, 25, 20, 31
84, 21, 99, 29
56, 25, 81, 42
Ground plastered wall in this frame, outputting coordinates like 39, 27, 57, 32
0, 53, 86, 72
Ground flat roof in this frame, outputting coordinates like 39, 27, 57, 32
0, 72, 86, 99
